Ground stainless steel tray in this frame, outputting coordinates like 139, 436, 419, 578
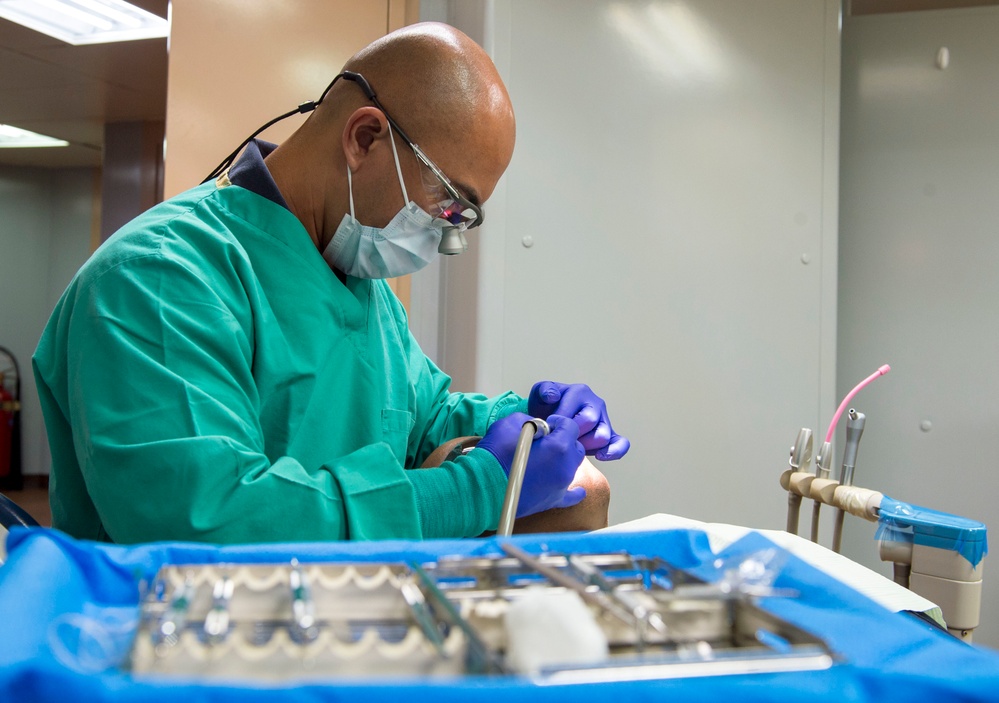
128, 548, 835, 683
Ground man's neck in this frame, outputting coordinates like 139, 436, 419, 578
265, 144, 324, 251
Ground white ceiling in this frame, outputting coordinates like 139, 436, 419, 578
0, 0, 167, 169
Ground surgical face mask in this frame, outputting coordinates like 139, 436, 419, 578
322, 131, 445, 279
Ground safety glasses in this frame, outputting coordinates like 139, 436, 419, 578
203, 69, 488, 234
336, 71, 484, 230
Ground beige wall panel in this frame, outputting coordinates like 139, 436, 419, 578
164, 0, 391, 198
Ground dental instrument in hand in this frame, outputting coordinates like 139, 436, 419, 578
496, 418, 550, 537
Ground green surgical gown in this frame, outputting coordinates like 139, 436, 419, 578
33, 181, 524, 544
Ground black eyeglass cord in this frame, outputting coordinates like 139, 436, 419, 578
200, 101, 315, 184
201, 71, 418, 185
200, 71, 361, 185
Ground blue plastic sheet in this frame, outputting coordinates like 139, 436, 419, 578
2, 527, 999, 702
876, 496, 988, 567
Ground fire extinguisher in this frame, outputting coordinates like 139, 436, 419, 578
0, 346, 23, 491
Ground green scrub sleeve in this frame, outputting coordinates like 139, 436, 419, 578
397, 324, 528, 467
60, 256, 422, 544
502, 397, 530, 417
318, 444, 423, 541
89, 440, 421, 544
406, 449, 509, 539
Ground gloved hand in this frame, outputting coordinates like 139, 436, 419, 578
476, 413, 586, 518
528, 381, 630, 461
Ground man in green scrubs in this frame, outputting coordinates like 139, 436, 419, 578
32, 23, 629, 545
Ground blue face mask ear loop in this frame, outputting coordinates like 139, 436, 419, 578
345, 125, 410, 223
386, 127, 410, 205
346, 165, 355, 220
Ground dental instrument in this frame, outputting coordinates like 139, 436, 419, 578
497, 418, 550, 537
202, 575, 234, 646
152, 575, 194, 650
288, 559, 318, 644
831, 410, 865, 554
568, 554, 668, 646
399, 572, 447, 657
500, 542, 638, 631
810, 364, 890, 543
785, 428, 813, 535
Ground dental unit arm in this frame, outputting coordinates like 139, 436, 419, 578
809, 365, 889, 544
780, 364, 987, 642
780, 469, 987, 642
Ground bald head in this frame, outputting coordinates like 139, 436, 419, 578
343, 23, 512, 148
269, 23, 515, 250
319, 23, 515, 198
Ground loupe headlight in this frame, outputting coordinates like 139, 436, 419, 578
438, 226, 468, 255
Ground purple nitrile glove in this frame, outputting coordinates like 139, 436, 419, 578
527, 381, 631, 461
475, 412, 585, 518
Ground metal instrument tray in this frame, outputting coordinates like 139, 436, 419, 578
129, 548, 834, 683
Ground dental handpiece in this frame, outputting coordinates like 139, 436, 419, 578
497, 418, 551, 537
838, 409, 866, 490
832, 410, 866, 553
785, 428, 813, 535
812, 364, 889, 545
810, 440, 833, 543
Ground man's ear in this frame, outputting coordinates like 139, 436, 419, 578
342, 107, 390, 172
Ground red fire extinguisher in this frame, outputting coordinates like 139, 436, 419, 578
0, 346, 23, 491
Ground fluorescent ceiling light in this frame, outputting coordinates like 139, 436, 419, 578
0, 124, 69, 148
0, 0, 167, 45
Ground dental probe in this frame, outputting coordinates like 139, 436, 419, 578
409, 562, 503, 673
831, 410, 866, 554
497, 418, 550, 537
568, 554, 668, 650
399, 575, 447, 657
